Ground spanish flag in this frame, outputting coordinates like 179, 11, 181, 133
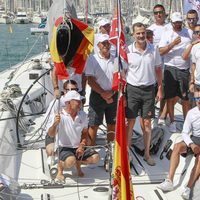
112, 1, 134, 199
112, 91, 134, 200
50, 17, 94, 80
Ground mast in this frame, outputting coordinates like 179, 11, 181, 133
85, 0, 88, 24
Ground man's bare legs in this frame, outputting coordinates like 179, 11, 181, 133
88, 126, 99, 146
187, 154, 200, 188
140, 118, 152, 160
182, 100, 190, 120
57, 156, 76, 181
168, 142, 187, 181
127, 118, 136, 147
56, 154, 100, 180
107, 124, 115, 143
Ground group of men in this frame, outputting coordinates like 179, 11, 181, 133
45, 3, 200, 199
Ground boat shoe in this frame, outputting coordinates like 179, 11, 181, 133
143, 156, 156, 166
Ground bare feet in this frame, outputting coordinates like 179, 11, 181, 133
56, 174, 65, 182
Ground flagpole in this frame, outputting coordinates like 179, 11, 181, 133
110, 0, 134, 199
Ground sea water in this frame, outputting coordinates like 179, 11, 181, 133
0, 24, 48, 72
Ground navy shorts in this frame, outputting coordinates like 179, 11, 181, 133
58, 147, 98, 161
182, 136, 200, 157
88, 90, 117, 126
45, 134, 55, 146
125, 83, 155, 119
164, 66, 190, 100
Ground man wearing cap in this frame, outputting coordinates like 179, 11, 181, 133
84, 34, 117, 146
45, 80, 79, 165
159, 12, 192, 133
93, 18, 117, 56
47, 90, 99, 181
158, 91, 200, 200
126, 22, 163, 166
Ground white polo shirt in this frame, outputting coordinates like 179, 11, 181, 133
46, 109, 88, 148
126, 42, 161, 86
182, 106, 200, 146
84, 53, 115, 91
159, 27, 191, 69
148, 23, 171, 47
191, 43, 200, 86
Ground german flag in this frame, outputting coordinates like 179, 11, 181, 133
50, 17, 94, 80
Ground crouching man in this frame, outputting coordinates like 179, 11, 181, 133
47, 90, 99, 181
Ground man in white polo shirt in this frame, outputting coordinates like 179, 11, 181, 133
148, 4, 171, 47
47, 90, 99, 181
85, 34, 117, 146
126, 22, 163, 166
159, 12, 192, 133
158, 91, 200, 200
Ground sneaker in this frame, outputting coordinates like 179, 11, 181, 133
181, 187, 190, 200
143, 156, 156, 166
157, 179, 173, 192
168, 122, 176, 133
158, 118, 165, 125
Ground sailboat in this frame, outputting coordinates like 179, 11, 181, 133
0, 0, 11, 24
0, 0, 200, 199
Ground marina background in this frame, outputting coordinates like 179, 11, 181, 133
0, 23, 48, 71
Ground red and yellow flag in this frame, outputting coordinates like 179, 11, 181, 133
109, 6, 127, 92
50, 17, 94, 80
111, 1, 134, 199
112, 92, 134, 200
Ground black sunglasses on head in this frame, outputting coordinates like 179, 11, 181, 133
154, 11, 164, 15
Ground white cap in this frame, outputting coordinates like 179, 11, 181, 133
96, 34, 109, 44
62, 90, 84, 102
171, 12, 183, 22
98, 18, 110, 27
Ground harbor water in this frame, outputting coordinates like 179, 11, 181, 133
0, 24, 48, 72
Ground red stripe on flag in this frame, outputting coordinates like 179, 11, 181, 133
54, 62, 69, 80
113, 95, 133, 199
109, 9, 128, 63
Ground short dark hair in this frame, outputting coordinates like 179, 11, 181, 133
187, 9, 198, 16
153, 4, 165, 12
63, 79, 77, 89
146, 29, 154, 36
132, 22, 145, 33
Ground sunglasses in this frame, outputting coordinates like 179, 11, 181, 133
154, 11, 164, 15
187, 18, 197, 22
191, 97, 200, 101
193, 31, 200, 35
66, 88, 78, 91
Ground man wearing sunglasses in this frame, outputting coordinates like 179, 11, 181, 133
148, 4, 172, 127
182, 24, 200, 94
159, 12, 192, 133
186, 9, 199, 37
148, 4, 170, 47
158, 91, 200, 200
